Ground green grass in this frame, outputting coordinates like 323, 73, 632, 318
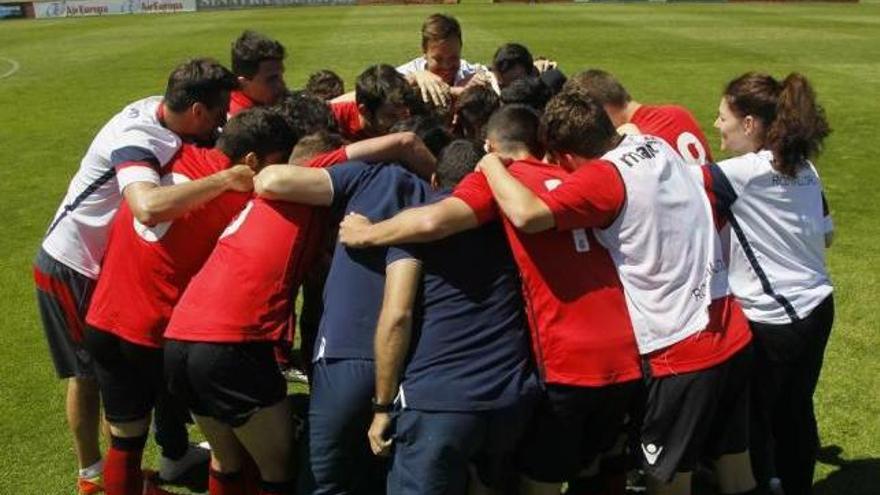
1, 3, 879, 494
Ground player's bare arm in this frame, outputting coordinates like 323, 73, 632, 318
345, 132, 437, 179
478, 153, 555, 233
369, 258, 421, 457
252, 166, 333, 206
339, 197, 478, 248
123, 164, 254, 226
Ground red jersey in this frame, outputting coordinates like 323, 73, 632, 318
453, 158, 642, 387
164, 147, 350, 344
229, 90, 256, 117
630, 104, 713, 166
331, 101, 369, 142
539, 158, 751, 376
86, 146, 249, 348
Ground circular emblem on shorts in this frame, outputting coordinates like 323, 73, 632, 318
646, 444, 658, 454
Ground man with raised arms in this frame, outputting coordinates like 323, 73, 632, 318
472, 89, 758, 495
567, 69, 713, 166
84, 107, 294, 495
338, 104, 644, 495
33, 58, 239, 495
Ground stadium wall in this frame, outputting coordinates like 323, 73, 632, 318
31, 0, 194, 18
0, 1, 35, 18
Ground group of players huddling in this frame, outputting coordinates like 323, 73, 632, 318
34, 12, 835, 495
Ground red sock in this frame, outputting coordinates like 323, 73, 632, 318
104, 435, 147, 495
209, 468, 246, 495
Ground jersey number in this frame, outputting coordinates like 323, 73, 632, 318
544, 179, 589, 253
676, 132, 708, 166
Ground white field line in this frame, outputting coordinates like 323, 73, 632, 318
0, 57, 21, 80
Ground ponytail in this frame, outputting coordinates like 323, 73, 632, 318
724, 72, 831, 176
765, 73, 831, 176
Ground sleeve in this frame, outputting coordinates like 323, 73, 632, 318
451, 171, 499, 225
821, 191, 833, 234
386, 243, 421, 266
112, 145, 162, 191
538, 161, 625, 230
704, 162, 740, 221
327, 161, 371, 209
307, 147, 349, 169
396, 57, 424, 76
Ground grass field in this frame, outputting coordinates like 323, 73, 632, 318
1, 2, 879, 494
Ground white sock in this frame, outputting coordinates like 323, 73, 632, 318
79, 459, 103, 480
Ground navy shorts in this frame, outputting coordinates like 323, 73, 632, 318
33, 248, 96, 379
640, 344, 753, 482
306, 358, 386, 495
388, 399, 535, 495
518, 380, 642, 483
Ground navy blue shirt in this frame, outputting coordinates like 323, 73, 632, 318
314, 162, 431, 361
401, 191, 537, 412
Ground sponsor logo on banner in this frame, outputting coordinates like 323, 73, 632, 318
196, 0, 353, 9
0, 3, 27, 19
35, 0, 195, 18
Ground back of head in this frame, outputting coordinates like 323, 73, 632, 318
355, 64, 417, 122
289, 132, 346, 166
566, 69, 630, 108
540, 88, 618, 159
492, 43, 536, 83
486, 104, 542, 158
454, 85, 501, 140
500, 77, 552, 113
231, 30, 286, 78
217, 107, 296, 165
390, 114, 453, 159
306, 69, 345, 101
436, 139, 485, 188
724, 71, 830, 175
164, 58, 238, 113
421, 13, 462, 50
274, 90, 339, 142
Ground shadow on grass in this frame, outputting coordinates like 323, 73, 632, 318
813, 445, 880, 495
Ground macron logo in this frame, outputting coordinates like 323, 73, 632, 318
641, 443, 663, 466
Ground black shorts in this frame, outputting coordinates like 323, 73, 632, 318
33, 248, 96, 379
83, 326, 163, 423
164, 340, 286, 427
640, 344, 753, 482
518, 380, 642, 483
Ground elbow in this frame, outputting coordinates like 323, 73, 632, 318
253, 173, 278, 199
397, 131, 418, 150
131, 198, 161, 226
508, 208, 544, 234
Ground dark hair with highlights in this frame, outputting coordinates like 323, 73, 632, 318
565, 69, 631, 108
306, 69, 345, 101
164, 58, 238, 113
724, 72, 830, 176
540, 88, 618, 159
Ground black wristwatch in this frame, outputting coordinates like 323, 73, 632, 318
371, 397, 393, 413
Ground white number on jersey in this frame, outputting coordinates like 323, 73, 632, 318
133, 173, 189, 242
219, 200, 255, 239
676, 132, 707, 166
544, 179, 590, 253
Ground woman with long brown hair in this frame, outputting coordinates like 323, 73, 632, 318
705, 72, 834, 495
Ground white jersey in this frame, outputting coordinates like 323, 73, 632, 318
396, 56, 486, 87
41, 96, 182, 279
595, 135, 728, 354
710, 150, 833, 324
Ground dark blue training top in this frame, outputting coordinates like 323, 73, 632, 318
401, 191, 537, 412
314, 162, 431, 361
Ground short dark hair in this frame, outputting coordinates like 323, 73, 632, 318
231, 30, 286, 79
289, 132, 346, 165
390, 114, 452, 159
486, 104, 542, 158
306, 69, 345, 101
436, 139, 484, 188
164, 58, 238, 113
500, 76, 552, 112
453, 85, 500, 140
421, 13, 462, 50
540, 88, 618, 159
565, 69, 631, 108
274, 90, 339, 143
355, 64, 417, 117
492, 43, 536, 79
217, 107, 295, 164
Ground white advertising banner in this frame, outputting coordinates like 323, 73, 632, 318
34, 0, 195, 18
